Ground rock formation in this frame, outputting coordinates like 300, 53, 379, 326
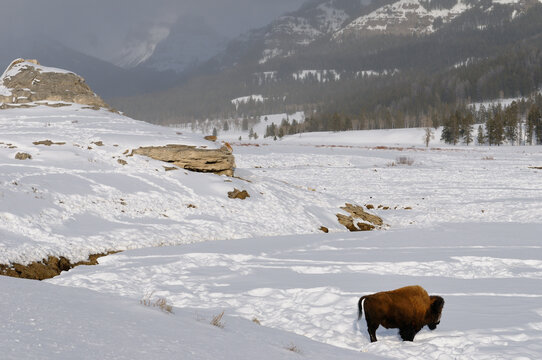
132, 144, 235, 176
228, 188, 250, 199
0, 58, 111, 109
336, 203, 383, 231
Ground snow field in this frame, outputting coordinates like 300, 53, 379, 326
2, 104, 542, 359
51, 224, 542, 359
0, 275, 367, 360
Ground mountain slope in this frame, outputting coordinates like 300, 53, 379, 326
111, 0, 542, 125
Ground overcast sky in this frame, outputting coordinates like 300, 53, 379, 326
1, 0, 306, 64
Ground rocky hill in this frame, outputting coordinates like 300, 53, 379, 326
0, 59, 111, 110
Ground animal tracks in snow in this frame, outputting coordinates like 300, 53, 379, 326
51, 223, 542, 359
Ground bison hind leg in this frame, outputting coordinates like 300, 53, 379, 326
364, 315, 379, 342
368, 325, 378, 343
399, 327, 418, 342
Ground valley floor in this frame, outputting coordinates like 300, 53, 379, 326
1, 107, 542, 359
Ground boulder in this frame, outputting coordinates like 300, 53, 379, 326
0, 58, 112, 110
228, 188, 250, 199
336, 203, 383, 232
15, 152, 32, 160
132, 144, 235, 176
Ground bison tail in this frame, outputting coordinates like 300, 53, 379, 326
358, 296, 367, 320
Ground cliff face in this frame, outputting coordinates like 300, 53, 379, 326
0, 58, 111, 109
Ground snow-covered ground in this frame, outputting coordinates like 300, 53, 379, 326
2, 104, 542, 359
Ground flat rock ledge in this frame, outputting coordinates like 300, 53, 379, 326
336, 203, 384, 231
132, 144, 236, 176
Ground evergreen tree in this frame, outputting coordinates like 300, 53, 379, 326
242, 118, 249, 131
330, 112, 342, 132
526, 105, 540, 145
460, 112, 474, 145
212, 127, 218, 137
441, 111, 460, 145
265, 123, 277, 138
504, 101, 519, 145
223, 121, 229, 131
489, 108, 505, 146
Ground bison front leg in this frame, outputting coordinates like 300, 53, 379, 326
399, 327, 418, 342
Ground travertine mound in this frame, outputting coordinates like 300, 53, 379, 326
132, 144, 235, 176
0, 58, 111, 109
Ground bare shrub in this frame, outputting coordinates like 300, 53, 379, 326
252, 317, 261, 325
211, 311, 225, 328
396, 156, 415, 166
140, 293, 174, 314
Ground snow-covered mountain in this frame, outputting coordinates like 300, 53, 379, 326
334, 0, 541, 39
211, 0, 540, 68
211, 0, 367, 68
257, 1, 358, 64
334, 0, 472, 38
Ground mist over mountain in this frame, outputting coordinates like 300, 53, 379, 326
0, 34, 181, 100
136, 15, 228, 73
110, 0, 542, 128
0, 1, 305, 100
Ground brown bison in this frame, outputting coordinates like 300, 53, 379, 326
358, 285, 444, 342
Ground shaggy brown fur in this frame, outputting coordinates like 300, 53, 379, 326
358, 285, 444, 342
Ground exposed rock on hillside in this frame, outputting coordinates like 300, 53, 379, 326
228, 188, 250, 200
0, 58, 112, 110
336, 203, 383, 231
132, 144, 235, 176
0, 253, 118, 280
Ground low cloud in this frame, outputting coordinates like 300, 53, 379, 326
0, 0, 305, 63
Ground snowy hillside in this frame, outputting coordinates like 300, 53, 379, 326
335, 0, 472, 38
333, 0, 542, 39
2, 103, 542, 358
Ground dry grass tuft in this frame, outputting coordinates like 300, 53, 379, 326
252, 317, 261, 325
482, 156, 495, 160
285, 343, 302, 354
396, 156, 415, 166
140, 293, 174, 314
211, 311, 225, 328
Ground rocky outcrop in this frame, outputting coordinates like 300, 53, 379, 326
228, 188, 250, 199
132, 144, 235, 176
0, 58, 112, 110
0, 252, 118, 280
336, 203, 383, 231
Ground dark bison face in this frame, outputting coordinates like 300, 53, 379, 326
427, 296, 444, 330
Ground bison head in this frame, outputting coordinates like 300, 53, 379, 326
427, 295, 445, 330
